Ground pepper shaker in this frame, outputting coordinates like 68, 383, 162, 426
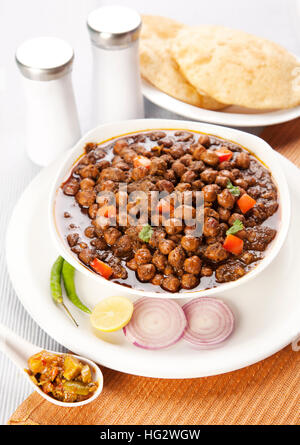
87, 5, 144, 126
16, 37, 81, 166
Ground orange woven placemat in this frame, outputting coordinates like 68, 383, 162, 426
7, 118, 300, 425
8, 345, 300, 425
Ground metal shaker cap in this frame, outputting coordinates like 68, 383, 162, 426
87, 5, 141, 49
16, 37, 74, 81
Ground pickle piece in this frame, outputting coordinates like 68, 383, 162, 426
81, 364, 92, 384
63, 355, 82, 380
62, 381, 91, 396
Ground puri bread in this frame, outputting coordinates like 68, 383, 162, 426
141, 15, 183, 40
140, 37, 225, 109
140, 17, 226, 110
140, 38, 226, 109
170, 25, 300, 109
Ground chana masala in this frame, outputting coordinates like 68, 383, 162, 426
55, 130, 279, 293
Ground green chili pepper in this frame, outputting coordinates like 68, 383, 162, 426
50, 256, 78, 327
62, 260, 91, 314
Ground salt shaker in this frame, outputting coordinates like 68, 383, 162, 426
16, 37, 81, 166
87, 5, 144, 126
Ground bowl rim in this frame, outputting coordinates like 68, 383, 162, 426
48, 118, 291, 299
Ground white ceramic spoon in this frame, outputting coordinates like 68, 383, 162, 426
0, 323, 103, 407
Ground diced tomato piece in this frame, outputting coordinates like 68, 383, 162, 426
223, 234, 244, 255
90, 258, 113, 279
133, 156, 151, 169
157, 199, 174, 215
98, 205, 116, 218
215, 148, 233, 163
237, 193, 256, 214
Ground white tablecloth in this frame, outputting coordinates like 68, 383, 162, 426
0, 0, 299, 425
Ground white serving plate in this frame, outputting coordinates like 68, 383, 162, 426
5, 153, 300, 378
49, 119, 290, 299
142, 79, 300, 127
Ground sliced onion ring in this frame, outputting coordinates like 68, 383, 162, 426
123, 297, 187, 350
182, 297, 234, 349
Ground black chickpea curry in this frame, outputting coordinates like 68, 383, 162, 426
25, 351, 98, 402
55, 130, 279, 293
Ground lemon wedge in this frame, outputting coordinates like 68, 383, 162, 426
90, 296, 134, 332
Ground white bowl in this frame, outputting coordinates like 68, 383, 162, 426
49, 119, 290, 299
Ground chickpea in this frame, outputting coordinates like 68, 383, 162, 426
172, 161, 187, 178
200, 169, 218, 184
174, 205, 196, 223
168, 247, 186, 268
201, 266, 213, 277
204, 208, 219, 220
203, 184, 219, 202
217, 189, 236, 209
218, 206, 231, 222
181, 235, 200, 252
218, 169, 234, 182
235, 152, 250, 169
198, 135, 210, 146
127, 258, 138, 271
134, 248, 152, 265
200, 151, 219, 167
159, 239, 176, 255
84, 226, 95, 238
103, 228, 122, 246
215, 175, 230, 188
137, 264, 156, 282
181, 170, 197, 183
164, 264, 174, 276
184, 256, 202, 274
164, 218, 183, 235
152, 251, 167, 271
151, 274, 164, 286
234, 178, 248, 190
80, 178, 95, 190
192, 144, 206, 160
228, 213, 245, 227
131, 166, 148, 181
203, 217, 220, 237
161, 275, 181, 292
181, 274, 199, 290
